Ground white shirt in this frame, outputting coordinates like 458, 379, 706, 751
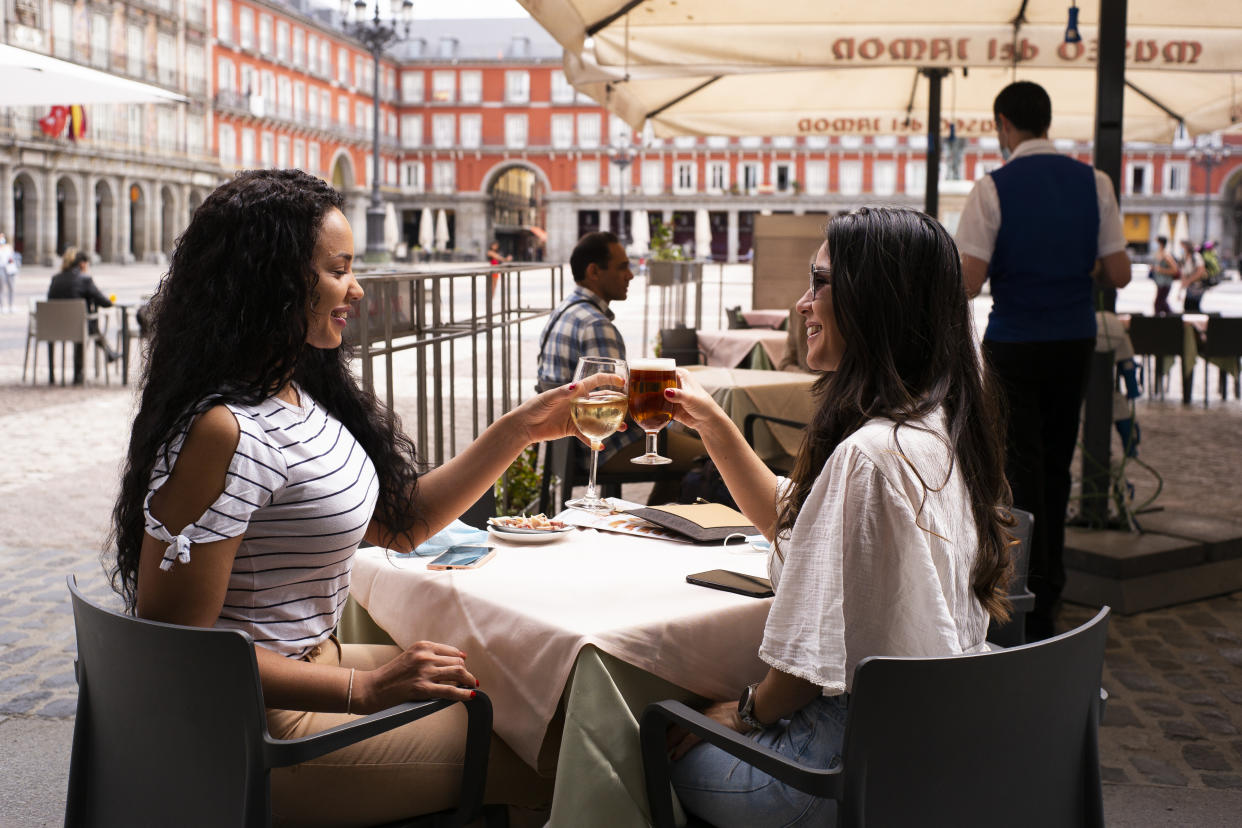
760, 411, 990, 694
955, 138, 1127, 264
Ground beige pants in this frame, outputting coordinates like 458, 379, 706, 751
268, 640, 552, 827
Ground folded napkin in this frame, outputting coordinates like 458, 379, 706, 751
395, 519, 489, 557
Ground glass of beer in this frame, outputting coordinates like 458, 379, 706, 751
566, 356, 629, 513
627, 358, 678, 465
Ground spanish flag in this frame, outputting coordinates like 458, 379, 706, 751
67, 105, 87, 141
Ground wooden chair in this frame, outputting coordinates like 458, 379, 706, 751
1126, 314, 1185, 399
641, 607, 1111, 828
31, 299, 110, 385
65, 576, 498, 828
1198, 315, 1242, 406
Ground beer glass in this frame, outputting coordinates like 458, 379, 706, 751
566, 357, 629, 512
627, 358, 678, 465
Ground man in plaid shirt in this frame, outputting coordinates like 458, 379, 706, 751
537, 231, 637, 462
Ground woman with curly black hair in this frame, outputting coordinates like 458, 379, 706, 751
109, 169, 568, 824
660, 207, 1013, 826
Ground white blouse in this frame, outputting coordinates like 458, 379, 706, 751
760, 410, 990, 694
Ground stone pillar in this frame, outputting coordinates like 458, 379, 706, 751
726, 209, 739, 263
0, 163, 12, 241
146, 179, 159, 262
117, 177, 133, 264
598, 207, 610, 233
545, 200, 576, 264
456, 198, 487, 259
43, 168, 58, 265
81, 173, 96, 261
662, 209, 673, 225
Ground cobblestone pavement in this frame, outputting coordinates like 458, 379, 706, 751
1, 264, 1241, 824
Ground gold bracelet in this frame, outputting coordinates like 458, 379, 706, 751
346, 667, 356, 714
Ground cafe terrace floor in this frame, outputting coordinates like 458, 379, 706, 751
0, 263, 1240, 826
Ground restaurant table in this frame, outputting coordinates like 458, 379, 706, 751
696, 328, 789, 370
350, 530, 771, 827
686, 365, 815, 462
739, 309, 789, 329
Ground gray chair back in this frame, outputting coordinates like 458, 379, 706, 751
35, 299, 90, 345
838, 607, 1109, 827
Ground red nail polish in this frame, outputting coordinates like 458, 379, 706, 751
567, 383, 577, 391
664, 389, 675, 398
476, 679, 481, 688
470, 690, 477, 699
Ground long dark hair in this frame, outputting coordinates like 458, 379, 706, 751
108, 169, 423, 611
775, 207, 1013, 621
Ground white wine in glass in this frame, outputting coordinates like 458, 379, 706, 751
566, 356, 629, 513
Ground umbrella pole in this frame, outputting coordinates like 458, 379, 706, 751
921, 68, 950, 219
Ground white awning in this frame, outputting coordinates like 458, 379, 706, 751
0, 44, 187, 106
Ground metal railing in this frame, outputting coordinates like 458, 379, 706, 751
351, 263, 567, 465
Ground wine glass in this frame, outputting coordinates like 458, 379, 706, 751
627, 357, 678, 465
566, 356, 629, 513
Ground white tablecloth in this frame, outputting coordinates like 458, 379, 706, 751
349, 528, 771, 770
696, 328, 789, 369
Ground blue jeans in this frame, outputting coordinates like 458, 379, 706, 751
671, 695, 848, 828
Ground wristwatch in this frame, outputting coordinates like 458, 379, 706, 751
737, 682, 763, 730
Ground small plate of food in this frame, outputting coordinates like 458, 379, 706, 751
487, 514, 576, 543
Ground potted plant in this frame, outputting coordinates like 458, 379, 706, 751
647, 219, 702, 287
494, 446, 541, 516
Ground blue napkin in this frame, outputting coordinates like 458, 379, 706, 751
396, 519, 489, 557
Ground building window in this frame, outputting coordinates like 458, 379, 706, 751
551, 70, 575, 104
386, 160, 397, 187
276, 22, 289, 62
839, 160, 863, 195
401, 114, 423, 148
90, 13, 109, 69
873, 160, 897, 195
307, 89, 319, 122
293, 81, 305, 119
642, 160, 663, 195
241, 128, 256, 166
217, 0, 232, 43
218, 123, 236, 164
805, 135, 830, 150
186, 44, 205, 94
403, 161, 425, 193
706, 136, 729, 149
577, 113, 600, 148
771, 136, 795, 149
278, 76, 292, 116
873, 135, 898, 149
609, 115, 631, 148
505, 71, 530, 104
127, 24, 145, 77
505, 114, 527, 148
431, 70, 455, 103
739, 136, 762, 149
277, 136, 290, 169
805, 161, 828, 195
433, 161, 455, 193
261, 132, 274, 167
839, 135, 863, 149
337, 50, 348, 85
905, 160, 927, 195
187, 113, 204, 155
741, 162, 760, 193
262, 71, 276, 105
707, 162, 728, 194
1127, 161, 1153, 195
438, 37, 457, 59
337, 97, 349, 126
402, 70, 424, 103
460, 114, 482, 149
610, 160, 631, 195
293, 29, 305, 66
1164, 161, 1189, 195
259, 16, 272, 55
460, 70, 482, 104
356, 102, 368, 132
773, 161, 793, 192
674, 162, 696, 194
551, 114, 573, 149
673, 136, 697, 150
320, 90, 331, 124
308, 143, 320, 174
319, 41, 330, 77
217, 57, 235, 92
577, 160, 600, 195
307, 35, 319, 73
239, 8, 253, 49
293, 139, 305, 170
432, 113, 455, 148
354, 56, 366, 90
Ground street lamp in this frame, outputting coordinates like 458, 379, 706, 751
609, 143, 635, 245
340, 0, 413, 262
1188, 144, 1233, 245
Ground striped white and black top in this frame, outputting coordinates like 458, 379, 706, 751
144, 385, 380, 658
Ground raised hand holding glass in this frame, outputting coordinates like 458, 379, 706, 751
566, 357, 629, 512
628, 358, 678, 465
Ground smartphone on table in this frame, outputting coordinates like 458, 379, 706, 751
427, 545, 496, 570
686, 569, 774, 598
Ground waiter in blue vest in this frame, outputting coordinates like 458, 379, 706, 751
956, 81, 1131, 641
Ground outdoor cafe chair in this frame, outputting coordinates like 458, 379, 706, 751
1126, 314, 1186, 399
725, 306, 750, 329
64, 576, 500, 828
641, 606, 1111, 828
659, 326, 706, 366
1198, 315, 1242, 406
986, 507, 1036, 648
29, 299, 110, 386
